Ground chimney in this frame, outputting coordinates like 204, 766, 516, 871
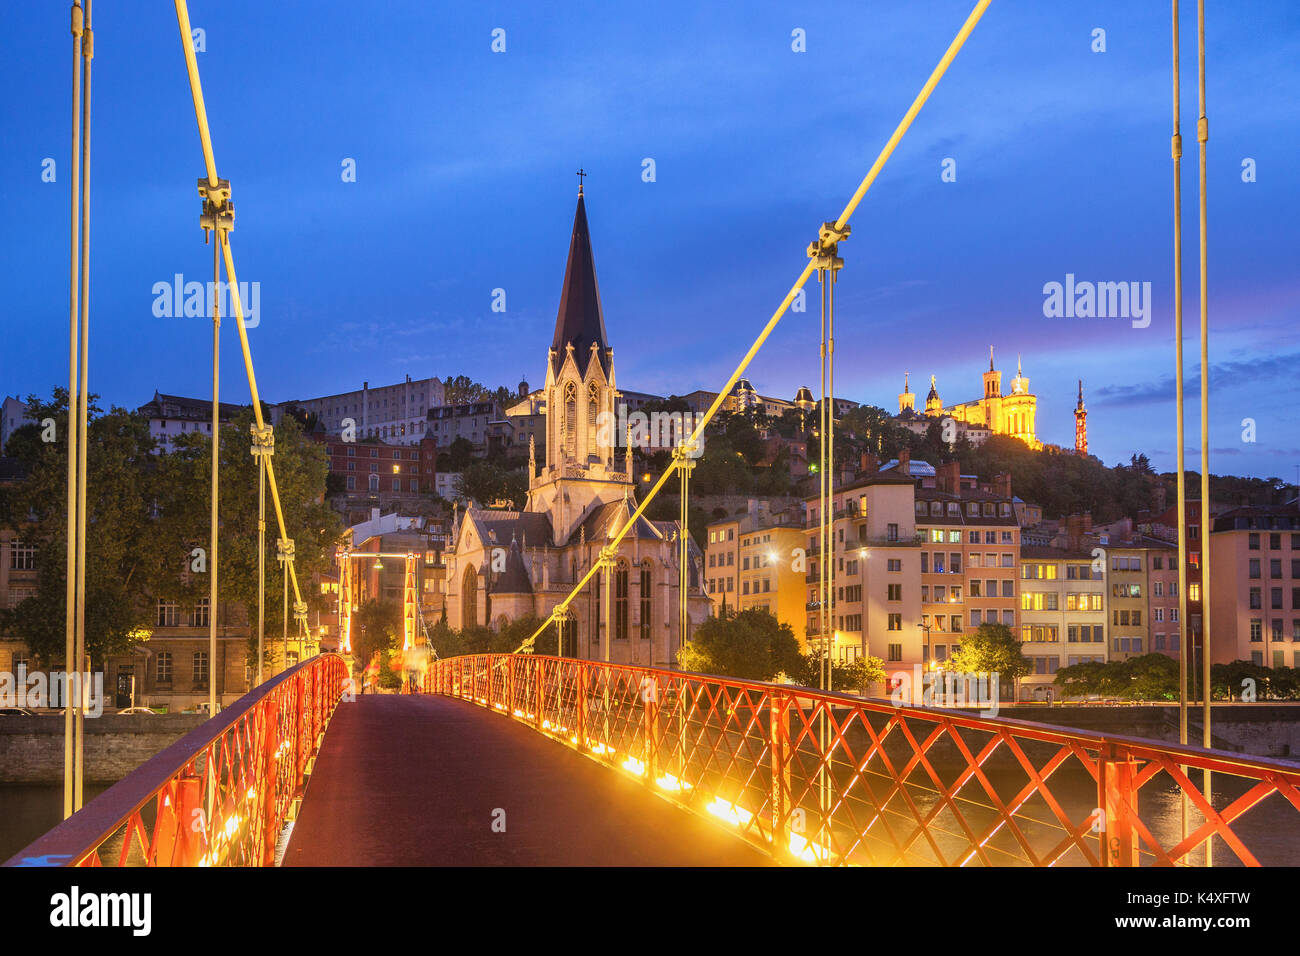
937, 460, 960, 495
898, 448, 911, 476
994, 472, 1012, 499
859, 451, 879, 476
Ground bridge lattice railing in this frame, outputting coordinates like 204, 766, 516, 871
4, 654, 350, 868
426, 655, 1300, 866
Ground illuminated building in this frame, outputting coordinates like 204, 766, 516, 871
442, 186, 709, 666
896, 348, 1041, 449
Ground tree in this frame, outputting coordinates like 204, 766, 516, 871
353, 598, 401, 673
1055, 655, 1184, 701
1053, 660, 1116, 698
788, 652, 885, 694
437, 436, 476, 473
0, 391, 178, 667
455, 459, 526, 509
677, 608, 802, 681
1121, 653, 1180, 701
442, 375, 497, 406
948, 623, 1032, 699
166, 410, 344, 662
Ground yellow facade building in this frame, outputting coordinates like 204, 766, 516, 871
705, 505, 806, 643
898, 348, 1041, 450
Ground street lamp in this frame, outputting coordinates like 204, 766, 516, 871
917, 620, 933, 670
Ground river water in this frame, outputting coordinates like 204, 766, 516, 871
0, 784, 109, 864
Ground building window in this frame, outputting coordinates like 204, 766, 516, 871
887, 613, 902, 631
190, 598, 210, 628
887, 643, 902, 661
193, 651, 209, 685
157, 600, 180, 627
8, 542, 36, 571
156, 652, 172, 683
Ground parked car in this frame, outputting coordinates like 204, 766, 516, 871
0, 707, 36, 716
118, 706, 157, 716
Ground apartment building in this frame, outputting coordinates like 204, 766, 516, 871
0, 531, 37, 677
913, 463, 1020, 671
0, 396, 35, 454
1105, 541, 1150, 661
426, 400, 512, 456
803, 474, 922, 677
1018, 546, 1105, 699
274, 374, 446, 444
1209, 502, 1300, 667
138, 390, 244, 453
1146, 541, 1181, 659
1152, 499, 1225, 676
735, 524, 807, 634
704, 500, 803, 626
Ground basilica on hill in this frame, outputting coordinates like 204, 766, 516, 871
894, 348, 1045, 450
443, 185, 711, 666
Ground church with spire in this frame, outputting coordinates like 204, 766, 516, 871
443, 183, 710, 666
894, 347, 1042, 449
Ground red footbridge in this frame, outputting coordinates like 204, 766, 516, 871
7, 653, 1300, 867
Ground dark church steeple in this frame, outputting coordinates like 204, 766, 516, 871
550, 189, 610, 379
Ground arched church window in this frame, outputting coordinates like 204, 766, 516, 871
564, 382, 577, 457
639, 561, 652, 641
588, 382, 599, 428
462, 564, 477, 630
615, 559, 629, 641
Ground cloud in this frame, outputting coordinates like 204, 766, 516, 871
1093, 351, 1300, 406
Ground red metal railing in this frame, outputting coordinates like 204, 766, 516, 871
425, 655, 1300, 866
4, 654, 350, 867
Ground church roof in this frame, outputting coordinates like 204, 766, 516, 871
575, 498, 664, 545
550, 192, 610, 379
489, 538, 533, 595
464, 508, 554, 549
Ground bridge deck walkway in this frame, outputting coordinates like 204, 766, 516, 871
285, 694, 768, 866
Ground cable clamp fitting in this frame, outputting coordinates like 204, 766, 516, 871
293, 601, 309, 626
807, 221, 850, 271
1196, 116, 1208, 144
250, 423, 275, 458
197, 177, 234, 243
670, 442, 699, 466
276, 538, 295, 563
1171, 133, 1183, 159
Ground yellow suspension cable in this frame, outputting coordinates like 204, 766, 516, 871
518, 0, 993, 654
171, 2, 311, 636
1172, 0, 1191, 844
63, 0, 84, 822
1196, 0, 1212, 868
73, 0, 94, 812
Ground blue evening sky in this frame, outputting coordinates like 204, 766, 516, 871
1, 1, 1297, 479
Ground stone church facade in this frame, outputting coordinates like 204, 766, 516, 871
443, 187, 709, 667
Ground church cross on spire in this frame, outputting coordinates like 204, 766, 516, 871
576, 168, 587, 194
